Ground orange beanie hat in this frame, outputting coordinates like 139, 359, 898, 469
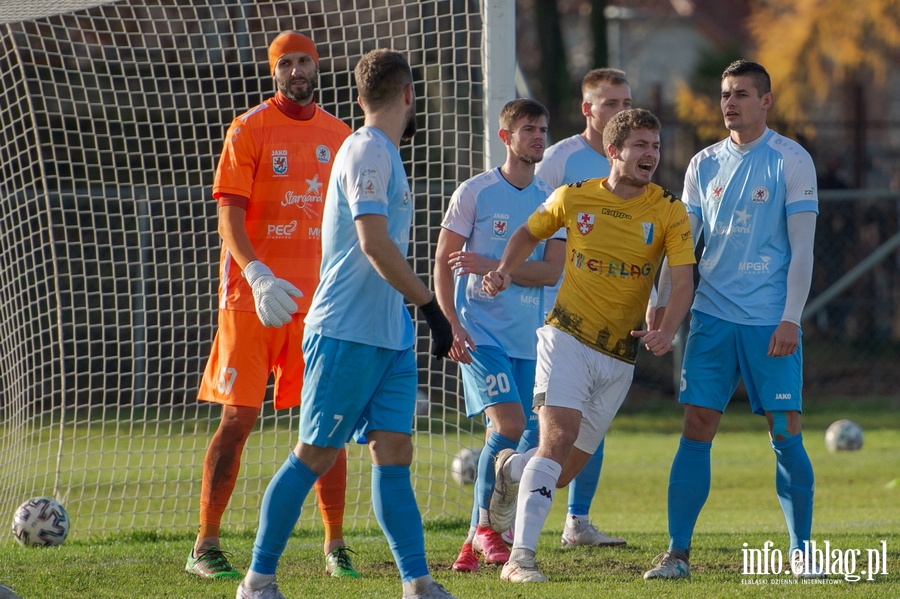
268, 31, 319, 74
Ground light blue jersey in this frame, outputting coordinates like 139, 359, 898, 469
535, 134, 611, 188
535, 134, 610, 315
684, 128, 818, 325
441, 168, 558, 359
305, 126, 414, 350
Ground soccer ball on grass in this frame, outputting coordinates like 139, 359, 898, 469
450, 448, 480, 484
824, 419, 863, 453
11, 496, 70, 547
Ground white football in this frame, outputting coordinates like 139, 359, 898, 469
11, 496, 70, 547
450, 448, 479, 484
824, 419, 863, 453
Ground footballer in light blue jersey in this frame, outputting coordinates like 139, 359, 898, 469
536, 133, 611, 189
441, 168, 558, 359
645, 60, 819, 582
244, 49, 456, 599
684, 128, 818, 325
436, 99, 565, 571
305, 125, 415, 350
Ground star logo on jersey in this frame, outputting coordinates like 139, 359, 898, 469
735, 207, 752, 226
493, 218, 508, 238
306, 174, 322, 195
576, 212, 595, 235
751, 186, 770, 204
316, 144, 332, 164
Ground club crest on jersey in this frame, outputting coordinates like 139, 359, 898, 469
272, 149, 288, 175
642, 222, 654, 244
493, 219, 508, 238
710, 184, 724, 203
576, 212, 595, 235
751, 186, 770, 204
316, 145, 331, 164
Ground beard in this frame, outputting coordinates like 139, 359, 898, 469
515, 150, 543, 165
401, 104, 418, 142
278, 71, 318, 104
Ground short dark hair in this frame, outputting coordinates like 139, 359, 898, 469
602, 108, 661, 152
499, 98, 549, 130
722, 60, 771, 95
354, 49, 412, 110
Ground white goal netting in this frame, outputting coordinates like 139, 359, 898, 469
0, 0, 491, 538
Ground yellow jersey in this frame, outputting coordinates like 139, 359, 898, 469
527, 177, 695, 363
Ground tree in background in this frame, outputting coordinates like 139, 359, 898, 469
517, 0, 608, 140
675, 0, 900, 175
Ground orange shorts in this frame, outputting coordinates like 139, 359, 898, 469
198, 309, 306, 410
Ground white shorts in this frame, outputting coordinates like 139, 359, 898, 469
534, 325, 634, 454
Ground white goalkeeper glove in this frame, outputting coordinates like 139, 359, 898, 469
242, 260, 302, 327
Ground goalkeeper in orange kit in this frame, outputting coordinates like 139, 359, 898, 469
186, 30, 356, 580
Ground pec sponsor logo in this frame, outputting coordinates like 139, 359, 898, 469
267, 220, 299, 238
272, 149, 288, 175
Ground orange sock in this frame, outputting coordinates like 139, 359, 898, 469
197, 406, 258, 544
316, 446, 347, 547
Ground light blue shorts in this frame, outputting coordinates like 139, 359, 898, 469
300, 330, 417, 447
679, 311, 803, 415
459, 345, 538, 431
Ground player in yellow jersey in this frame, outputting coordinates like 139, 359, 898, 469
483, 108, 696, 583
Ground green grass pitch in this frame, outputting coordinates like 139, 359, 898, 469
0, 396, 897, 598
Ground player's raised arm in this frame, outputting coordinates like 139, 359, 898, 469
482, 223, 543, 296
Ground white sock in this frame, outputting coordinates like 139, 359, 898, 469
512, 456, 562, 552
243, 570, 276, 590
508, 447, 539, 482
402, 574, 434, 596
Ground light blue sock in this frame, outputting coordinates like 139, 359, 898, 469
517, 428, 539, 453
667, 437, 711, 553
372, 464, 429, 582
476, 432, 518, 518
772, 434, 814, 553
568, 438, 604, 516
249, 452, 317, 575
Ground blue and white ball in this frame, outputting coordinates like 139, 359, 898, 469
824, 419, 863, 453
450, 448, 480, 484
11, 496, 70, 547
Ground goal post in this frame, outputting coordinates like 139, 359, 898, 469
0, 0, 516, 538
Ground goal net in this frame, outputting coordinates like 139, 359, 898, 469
0, 0, 496, 538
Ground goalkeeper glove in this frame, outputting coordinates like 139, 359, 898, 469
419, 296, 452, 360
242, 260, 302, 327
